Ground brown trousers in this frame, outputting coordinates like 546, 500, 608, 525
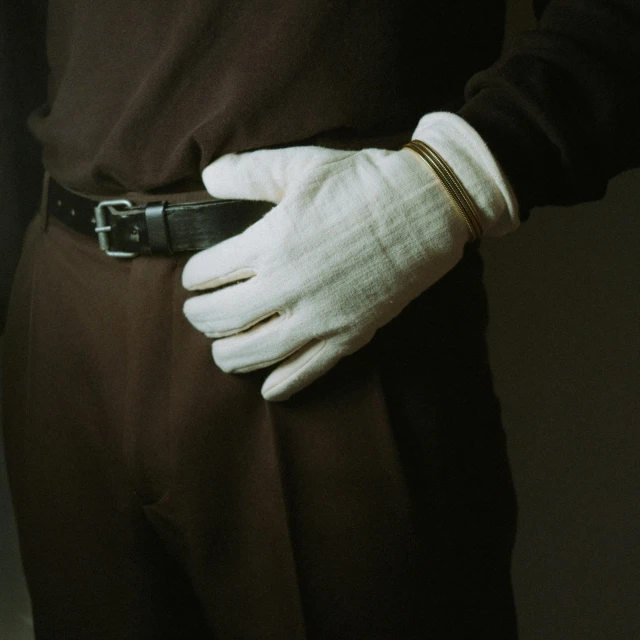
3, 211, 517, 639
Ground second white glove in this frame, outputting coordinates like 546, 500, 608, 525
182, 113, 518, 401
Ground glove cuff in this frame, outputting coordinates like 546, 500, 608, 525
411, 112, 520, 238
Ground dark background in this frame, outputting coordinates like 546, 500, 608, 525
481, 2, 639, 637
1, 1, 638, 638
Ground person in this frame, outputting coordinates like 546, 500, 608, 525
2, 1, 639, 638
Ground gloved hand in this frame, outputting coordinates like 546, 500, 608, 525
182, 112, 518, 401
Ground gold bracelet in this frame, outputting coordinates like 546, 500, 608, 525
403, 139, 484, 242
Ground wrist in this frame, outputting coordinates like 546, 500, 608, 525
410, 112, 520, 238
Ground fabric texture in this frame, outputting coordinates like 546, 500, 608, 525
27, 0, 505, 196
3, 213, 518, 639
460, 0, 640, 215
183, 113, 519, 400
3, 3, 522, 635
22, 0, 640, 218
6, 0, 639, 635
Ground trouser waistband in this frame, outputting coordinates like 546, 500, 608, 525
45, 177, 273, 257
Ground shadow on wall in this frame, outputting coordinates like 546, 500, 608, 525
0, 340, 35, 640
481, 168, 640, 640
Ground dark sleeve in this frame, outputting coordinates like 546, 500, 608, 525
0, 0, 47, 332
459, 0, 640, 217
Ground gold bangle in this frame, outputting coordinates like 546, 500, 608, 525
403, 139, 484, 241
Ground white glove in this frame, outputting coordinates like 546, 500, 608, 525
182, 112, 518, 401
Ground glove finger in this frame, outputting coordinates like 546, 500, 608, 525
211, 314, 306, 373
202, 147, 355, 203
183, 277, 279, 338
260, 339, 339, 401
182, 231, 259, 291
261, 324, 379, 401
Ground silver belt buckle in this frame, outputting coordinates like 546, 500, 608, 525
93, 200, 139, 258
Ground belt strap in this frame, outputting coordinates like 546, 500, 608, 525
47, 178, 274, 257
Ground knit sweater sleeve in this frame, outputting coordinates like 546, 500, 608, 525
459, 0, 640, 217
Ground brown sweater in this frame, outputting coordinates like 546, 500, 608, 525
26, 0, 640, 216
30, 0, 504, 196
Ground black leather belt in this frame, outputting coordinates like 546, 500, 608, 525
47, 178, 274, 257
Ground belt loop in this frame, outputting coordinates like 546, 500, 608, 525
40, 172, 51, 232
